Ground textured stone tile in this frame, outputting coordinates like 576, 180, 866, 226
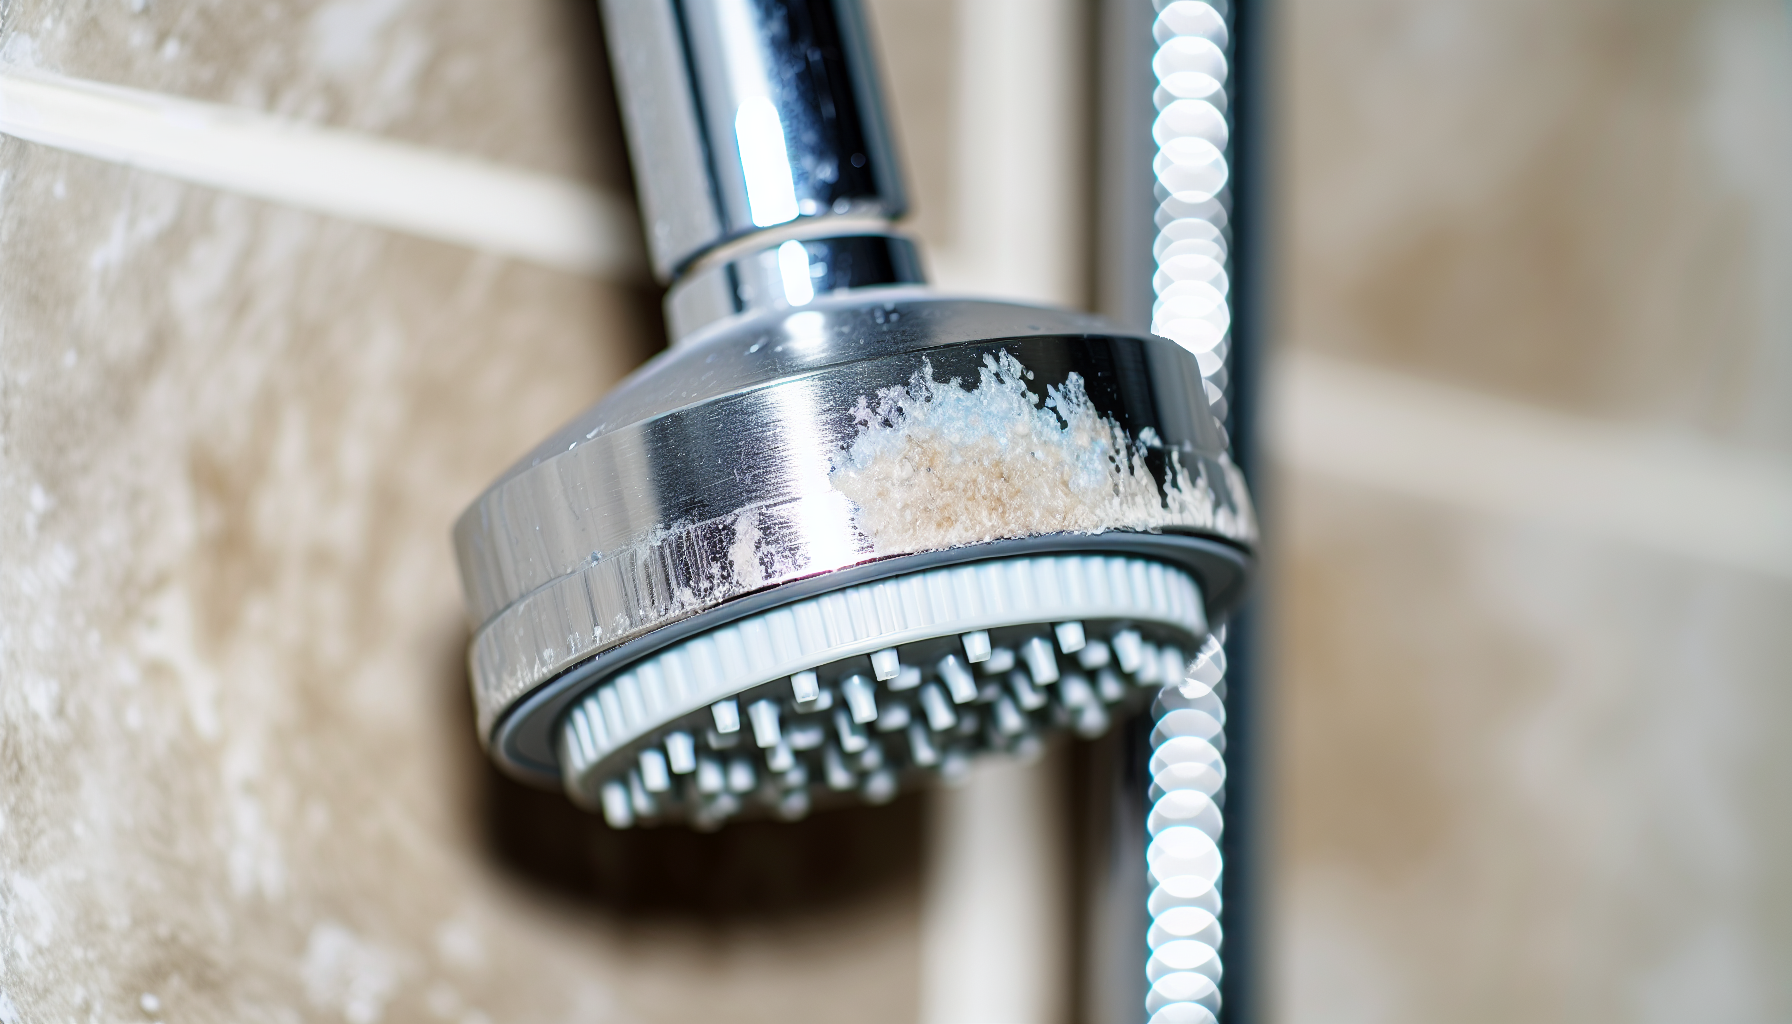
0, 3, 921, 1022
1272, 473, 1792, 1021
3, 0, 631, 186
1273, 1, 1792, 1019
1282, 0, 1792, 453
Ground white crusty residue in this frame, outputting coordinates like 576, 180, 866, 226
727, 508, 766, 590
830, 351, 1233, 553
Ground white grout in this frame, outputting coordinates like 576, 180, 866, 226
0, 68, 645, 279
1271, 349, 1792, 580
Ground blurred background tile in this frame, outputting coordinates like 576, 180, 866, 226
1274, 0, 1792, 1020
3, 0, 1790, 1021
1283, 0, 1792, 449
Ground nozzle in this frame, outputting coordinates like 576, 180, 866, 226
451, 0, 1258, 827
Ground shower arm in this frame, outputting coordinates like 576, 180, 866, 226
601, 0, 921, 342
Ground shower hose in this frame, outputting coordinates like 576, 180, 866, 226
1146, 631, 1228, 1023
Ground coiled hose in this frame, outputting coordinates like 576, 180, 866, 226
1145, 629, 1228, 1022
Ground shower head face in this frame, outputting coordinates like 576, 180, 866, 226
558, 552, 1212, 828
453, 295, 1257, 822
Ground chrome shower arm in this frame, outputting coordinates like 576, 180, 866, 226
602, 0, 915, 340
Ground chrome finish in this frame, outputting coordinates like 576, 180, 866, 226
454, 296, 1257, 781
665, 232, 926, 343
600, 0, 906, 281
453, 0, 1261, 800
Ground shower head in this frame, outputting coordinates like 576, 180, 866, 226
452, 0, 1257, 828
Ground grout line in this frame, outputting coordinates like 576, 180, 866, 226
0, 67, 646, 279
1270, 349, 1792, 580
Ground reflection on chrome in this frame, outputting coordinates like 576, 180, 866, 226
710, 0, 800, 229
778, 239, 816, 305
1151, 0, 1233, 428
781, 308, 827, 350
1147, 632, 1229, 1024
1153, 35, 1227, 99
737, 95, 799, 227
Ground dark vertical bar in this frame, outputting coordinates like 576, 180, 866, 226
1217, 0, 1269, 1021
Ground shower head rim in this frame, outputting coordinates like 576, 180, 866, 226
457, 296, 1136, 500
486, 529, 1252, 785
557, 550, 1211, 816
455, 314, 1255, 735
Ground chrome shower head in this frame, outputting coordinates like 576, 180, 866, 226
451, 0, 1257, 829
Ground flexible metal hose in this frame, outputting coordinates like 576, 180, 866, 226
1146, 631, 1228, 1022
1147, 2, 1235, 1018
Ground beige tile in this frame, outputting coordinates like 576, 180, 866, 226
1272, 473, 1792, 1021
0, 3, 921, 1021
1274, 0, 1792, 1018
1281, 0, 1792, 452
865, 0, 963, 261
8, 0, 631, 186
